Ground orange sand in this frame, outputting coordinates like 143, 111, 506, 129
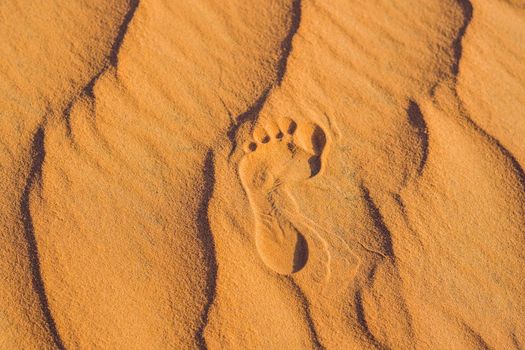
1, 0, 524, 348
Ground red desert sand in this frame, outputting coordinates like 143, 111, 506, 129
1, 0, 524, 348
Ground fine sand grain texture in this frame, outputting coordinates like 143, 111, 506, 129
1, 0, 524, 349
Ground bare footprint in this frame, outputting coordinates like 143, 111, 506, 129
239, 117, 330, 276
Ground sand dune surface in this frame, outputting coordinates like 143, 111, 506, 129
1, 0, 524, 349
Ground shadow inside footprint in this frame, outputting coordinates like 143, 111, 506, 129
311, 125, 327, 154
292, 234, 309, 273
308, 156, 322, 177
307, 125, 327, 177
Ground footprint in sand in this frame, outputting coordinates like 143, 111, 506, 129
239, 117, 330, 276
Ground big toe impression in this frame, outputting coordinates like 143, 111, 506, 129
295, 122, 329, 177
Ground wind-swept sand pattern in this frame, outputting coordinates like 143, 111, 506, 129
1, 0, 524, 348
